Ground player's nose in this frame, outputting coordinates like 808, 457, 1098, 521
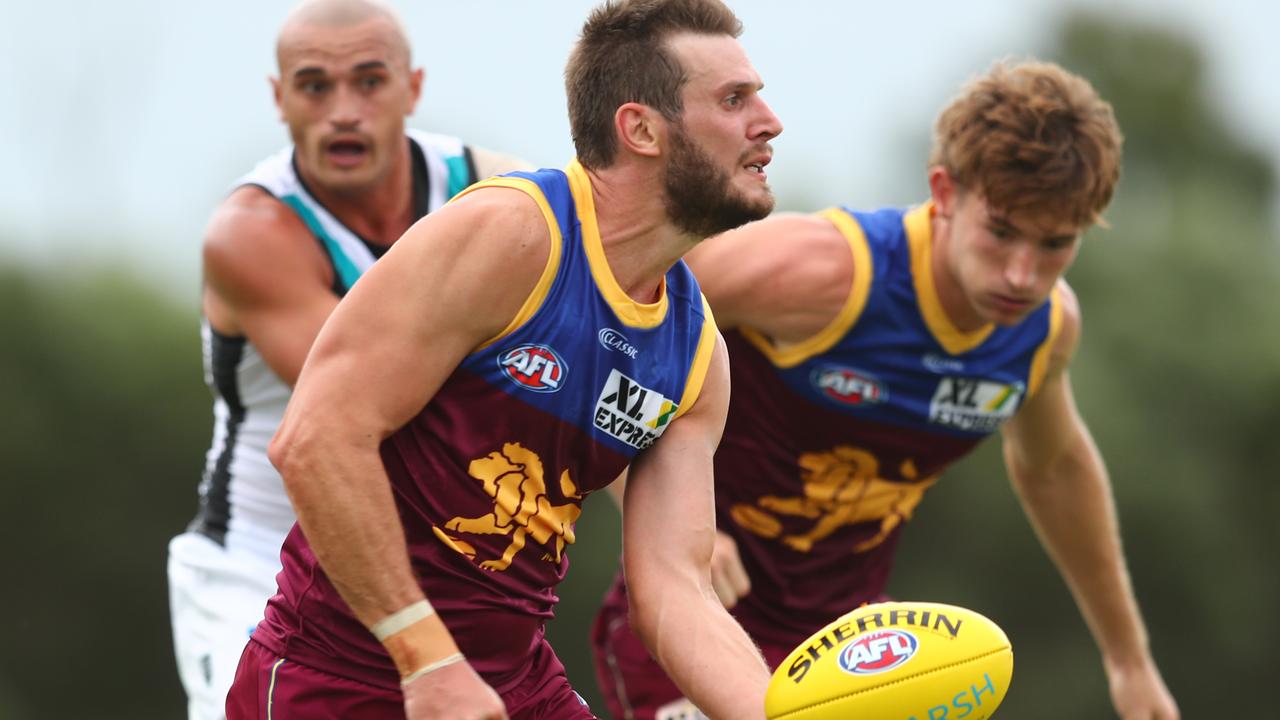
328, 84, 362, 129
751, 97, 783, 142
1004, 244, 1037, 291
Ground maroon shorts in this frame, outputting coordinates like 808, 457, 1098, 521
227, 638, 597, 719
590, 594, 792, 720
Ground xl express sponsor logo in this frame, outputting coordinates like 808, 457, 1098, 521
928, 377, 1023, 432
811, 365, 887, 406
498, 344, 567, 393
598, 327, 639, 359
593, 369, 678, 450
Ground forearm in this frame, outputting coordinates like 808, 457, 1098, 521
275, 431, 460, 674
1006, 438, 1152, 668
629, 567, 770, 719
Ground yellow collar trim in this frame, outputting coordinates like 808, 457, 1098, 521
566, 159, 669, 328
905, 202, 994, 354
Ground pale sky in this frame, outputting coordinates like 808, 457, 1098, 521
1, 0, 1275, 301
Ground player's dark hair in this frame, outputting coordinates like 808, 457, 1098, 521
930, 60, 1123, 228
565, 0, 742, 169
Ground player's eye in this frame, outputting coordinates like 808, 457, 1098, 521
358, 75, 384, 91
989, 225, 1013, 240
300, 80, 330, 95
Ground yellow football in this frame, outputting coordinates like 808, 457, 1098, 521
764, 601, 1013, 720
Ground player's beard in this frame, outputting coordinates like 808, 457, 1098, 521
663, 123, 773, 239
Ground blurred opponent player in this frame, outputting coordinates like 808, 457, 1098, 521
165, 2, 526, 717
592, 60, 1180, 720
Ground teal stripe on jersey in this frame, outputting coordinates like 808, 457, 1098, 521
280, 194, 362, 291
445, 156, 470, 198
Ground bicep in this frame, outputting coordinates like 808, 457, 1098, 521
622, 337, 730, 586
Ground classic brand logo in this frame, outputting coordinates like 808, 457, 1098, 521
598, 327, 639, 359
837, 629, 919, 675
922, 353, 965, 374
593, 369, 678, 450
928, 377, 1024, 432
811, 365, 887, 405
498, 344, 567, 393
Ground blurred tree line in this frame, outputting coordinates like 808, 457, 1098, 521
0, 11, 1275, 719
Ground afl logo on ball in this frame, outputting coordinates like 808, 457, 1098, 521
838, 630, 919, 675
499, 344, 567, 393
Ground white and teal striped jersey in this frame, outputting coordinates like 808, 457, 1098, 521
187, 129, 478, 563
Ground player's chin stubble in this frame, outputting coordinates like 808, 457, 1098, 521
664, 125, 773, 239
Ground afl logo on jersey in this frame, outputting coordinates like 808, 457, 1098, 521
838, 630, 919, 675
498, 344, 567, 393
811, 365, 887, 405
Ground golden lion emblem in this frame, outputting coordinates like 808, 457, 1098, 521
730, 445, 936, 553
432, 442, 582, 571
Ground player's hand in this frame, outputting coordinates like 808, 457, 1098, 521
1106, 658, 1179, 720
709, 530, 751, 609
402, 659, 508, 720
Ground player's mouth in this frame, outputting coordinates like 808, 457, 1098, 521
990, 293, 1034, 314
325, 137, 370, 168
743, 150, 772, 181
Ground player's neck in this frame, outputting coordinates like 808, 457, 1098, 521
585, 163, 696, 304
305, 138, 416, 247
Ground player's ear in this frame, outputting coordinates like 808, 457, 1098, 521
615, 102, 662, 159
270, 75, 284, 122
406, 67, 425, 115
928, 166, 958, 219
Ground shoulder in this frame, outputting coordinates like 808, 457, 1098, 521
686, 212, 855, 336
1047, 279, 1082, 373
436, 180, 552, 248
689, 212, 850, 287
390, 181, 554, 285
773, 211, 859, 286
203, 185, 329, 290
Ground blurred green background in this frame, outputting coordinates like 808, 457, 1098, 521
1, 8, 1276, 720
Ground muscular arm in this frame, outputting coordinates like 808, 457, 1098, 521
268, 187, 550, 716
202, 186, 339, 386
622, 336, 770, 720
1001, 283, 1178, 719
684, 213, 853, 341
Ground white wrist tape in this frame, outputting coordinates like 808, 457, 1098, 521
401, 653, 466, 685
371, 599, 436, 642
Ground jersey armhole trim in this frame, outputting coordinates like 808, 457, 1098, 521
456, 177, 565, 351
1026, 285, 1064, 398
672, 295, 718, 421
738, 207, 873, 368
